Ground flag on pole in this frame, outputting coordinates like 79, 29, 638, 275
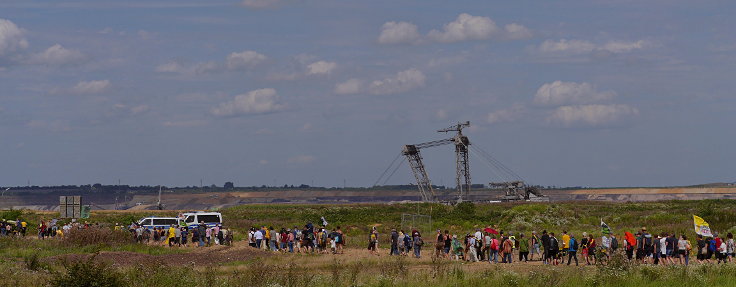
601, 219, 612, 235
693, 215, 713, 237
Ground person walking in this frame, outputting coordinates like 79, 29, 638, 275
488, 235, 499, 264
368, 227, 379, 255
167, 225, 176, 247
548, 233, 559, 265
468, 234, 479, 262
398, 230, 406, 256
451, 235, 463, 261
412, 230, 423, 258
174, 225, 182, 247
727, 233, 735, 263
567, 234, 578, 266
391, 228, 400, 256
518, 233, 529, 262
198, 222, 207, 247
502, 235, 513, 264
530, 231, 540, 261
541, 230, 550, 264
678, 235, 690, 265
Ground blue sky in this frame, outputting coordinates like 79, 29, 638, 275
1, 0, 734, 188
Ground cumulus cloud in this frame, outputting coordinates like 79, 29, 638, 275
241, 0, 281, 8
71, 80, 110, 94
504, 23, 532, 40
192, 61, 222, 74
533, 81, 616, 106
29, 44, 85, 65
113, 103, 150, 115
288, 155, 315, 164
368, 68, 426, 95
538, 39, 648, 55
547, 104, 639, 127
487, 104, 526, 124
334, 78, 362, 95
306, 60, 336, 75
378, 21, 421, 44
226, 50, 266, 70
156, 61, 186, 73
211, 88, 285, 117
0, 19, 28, 57
427, 13, 498, 43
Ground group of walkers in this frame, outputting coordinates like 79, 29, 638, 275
248, 223, 346, 254
120, 222, 233, 247
375, 226, 736, 266
0, 219, 27, 237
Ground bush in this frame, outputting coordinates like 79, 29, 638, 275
63, 227, 130, 247
51, 255, 125, 287
24, 252, 44, 271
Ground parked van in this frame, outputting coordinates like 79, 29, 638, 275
136, 216, 183, 230
180, 211, 222, 228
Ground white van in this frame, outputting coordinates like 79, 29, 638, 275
136, 216, 183, 230
180, 211, 222, 229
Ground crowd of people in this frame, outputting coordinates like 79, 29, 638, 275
376, 226, 736, 266
246, 223, 346, 254
6, 216, 736, 267
0, 219, 27, 237
119, 221, 234, 247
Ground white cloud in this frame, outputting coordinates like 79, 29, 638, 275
306, 60, 336, 75
539, 39, 596, 54
156, 61, 186, 73
241, 0, 281, 8
539, 39, 648, 55
211, 88, 285, 117
71, 80, 110, 94
368, 68, 426, 95
547, 104, 639, 127
487, 104, 526, 124
600, 40, 647, 53
334, 78, 362, 95
378, 21, 421, 44
288, 155, 315, 164
0, 19, 28, 57
113, 103, 150, 115
427, 13, 498, 43
192, 61, 221, 74
533, 81, 615, 106
29, 44, 85, 65
504, 23, 532, 40
226, 50, 267, 70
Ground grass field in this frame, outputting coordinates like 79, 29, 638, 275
2, 199, 736, 286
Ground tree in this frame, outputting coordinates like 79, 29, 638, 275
224, 182, 234, 189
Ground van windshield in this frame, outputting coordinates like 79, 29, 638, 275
185, 216, 195, 223
152, 218, 178, 226
198, 215, 221, 223
138, 218, 151, 225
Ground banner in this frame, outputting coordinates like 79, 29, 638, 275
601, 219, 612, 235
693, 215, 713, 237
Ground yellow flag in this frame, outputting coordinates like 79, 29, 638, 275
693, 215, 713, 237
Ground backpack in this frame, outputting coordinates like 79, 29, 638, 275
475, 238, 482, 248
550, 238, 559, 251
490, 239, 498, 251
572, 239, 579, 251
611, 238, 619, 250
644, 234, 652, 248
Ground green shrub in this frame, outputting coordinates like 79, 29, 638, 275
51, 255, 125, 287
